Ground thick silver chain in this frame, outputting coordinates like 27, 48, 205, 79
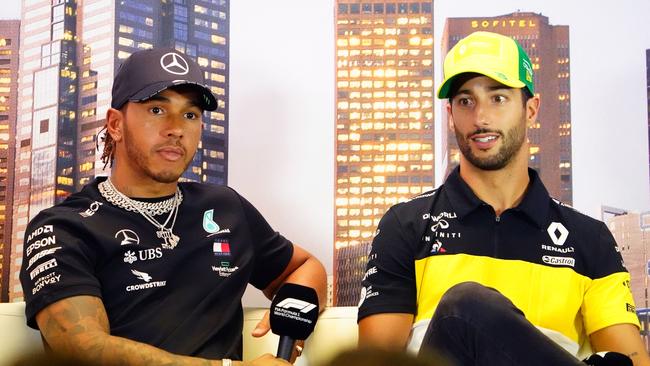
98, 178, 182, 249
98, 179, 183, 216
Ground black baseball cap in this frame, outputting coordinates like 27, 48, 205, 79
111, 47, 218, 111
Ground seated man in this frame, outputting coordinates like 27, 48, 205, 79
20, 47, 327, 366
357, 31, 649, 366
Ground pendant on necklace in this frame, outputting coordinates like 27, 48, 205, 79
157, 228, 180, 250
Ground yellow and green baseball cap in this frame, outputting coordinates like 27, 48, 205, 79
437, 31, 534, 99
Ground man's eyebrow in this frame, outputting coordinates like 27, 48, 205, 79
487, 85, 514, 91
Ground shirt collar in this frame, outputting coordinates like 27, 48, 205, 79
444, 166, 550, 228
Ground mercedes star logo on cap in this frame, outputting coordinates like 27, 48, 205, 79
160, 52, 190, 76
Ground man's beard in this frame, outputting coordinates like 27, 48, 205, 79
455, 121, 526, 171
123, 124, 190, 184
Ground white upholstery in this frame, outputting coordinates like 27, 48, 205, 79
0, 302, 358, 366
243, 307, 358, 365
0, 301, 44, 365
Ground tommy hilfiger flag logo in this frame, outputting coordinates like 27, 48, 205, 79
213, 240, 231, 256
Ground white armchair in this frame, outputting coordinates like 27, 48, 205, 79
0, 302, 358, 366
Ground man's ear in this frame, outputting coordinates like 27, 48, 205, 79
106, 107, 124, 142
525, 94, 541, 128
446, 102, 455, 132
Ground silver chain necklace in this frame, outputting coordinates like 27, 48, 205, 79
98, 179, 182, 216
98, 179, 182, 250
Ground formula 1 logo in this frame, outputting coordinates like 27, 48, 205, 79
276, 298, 317, 313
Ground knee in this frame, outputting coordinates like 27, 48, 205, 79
436, 282, 511, 318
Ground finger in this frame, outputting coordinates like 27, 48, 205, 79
252, 310, 271, 337
289, 340, 305, 363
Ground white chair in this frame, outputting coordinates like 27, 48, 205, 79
0, 301, 44, 365
0, 303, 358, 366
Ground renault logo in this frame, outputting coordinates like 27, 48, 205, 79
160, 52, 189, 75
547, 222, 569, 246
115, 229, 140, 246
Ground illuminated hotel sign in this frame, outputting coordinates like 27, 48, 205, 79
471, 19, 537, 29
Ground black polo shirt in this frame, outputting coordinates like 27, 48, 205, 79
358, 167, 638, 357
20, 178, 294, 360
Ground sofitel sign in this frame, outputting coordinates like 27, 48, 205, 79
471, 19, 537, 29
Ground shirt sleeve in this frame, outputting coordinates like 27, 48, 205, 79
357, 207, 417, 321
581, 222, 640, 335
236, 193, 293, 290
20, 210, 101, 329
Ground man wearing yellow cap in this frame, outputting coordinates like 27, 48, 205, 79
357, 31, 649, 366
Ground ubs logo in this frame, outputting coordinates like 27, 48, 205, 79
115, 229, 140, 246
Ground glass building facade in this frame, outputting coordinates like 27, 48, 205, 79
10, 0, 81, 301
9, 0, 229, 301
442, 12, 572, 204
0, 20, 19, 302
334, 0, 434, 306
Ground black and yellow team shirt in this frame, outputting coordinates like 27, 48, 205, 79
358, 167, 638, 358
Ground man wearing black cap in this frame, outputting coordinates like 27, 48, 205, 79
19, 48, 326, 366
358, 32, 649, 366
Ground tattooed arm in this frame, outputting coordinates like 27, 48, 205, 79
36, 295, 289, 366
590, 323, 650, 366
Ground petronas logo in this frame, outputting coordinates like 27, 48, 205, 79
203, 209, 220, 234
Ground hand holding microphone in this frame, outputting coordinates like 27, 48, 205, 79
269, 283, 319, 361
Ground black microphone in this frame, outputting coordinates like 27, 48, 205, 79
270, 283, 319, 361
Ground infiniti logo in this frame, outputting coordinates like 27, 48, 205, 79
160, 52, 189, 75
115, 229, 140, 246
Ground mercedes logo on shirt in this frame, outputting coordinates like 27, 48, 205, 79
115, 229, 140, 246
160, 52, 190, 75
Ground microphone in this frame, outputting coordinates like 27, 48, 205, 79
270, 283, 319, 361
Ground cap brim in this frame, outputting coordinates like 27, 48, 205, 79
129, 80, 218, 111
437, 70, 526, 99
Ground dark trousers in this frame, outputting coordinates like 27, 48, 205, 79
419, 282, 584, 366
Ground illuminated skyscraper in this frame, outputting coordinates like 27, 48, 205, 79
334, 0, 434, 306
10, 0, 80, 301
605, 210, 650, 347
76, 0, 229, 187
0, 20, 19, 302
9, 0, 229, 301
442, 12, 572, 204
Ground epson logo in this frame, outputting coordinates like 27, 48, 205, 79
26, 235, 57, 257
276, 298, 317, 314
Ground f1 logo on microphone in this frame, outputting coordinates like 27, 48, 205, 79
276, 298, 317, 313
